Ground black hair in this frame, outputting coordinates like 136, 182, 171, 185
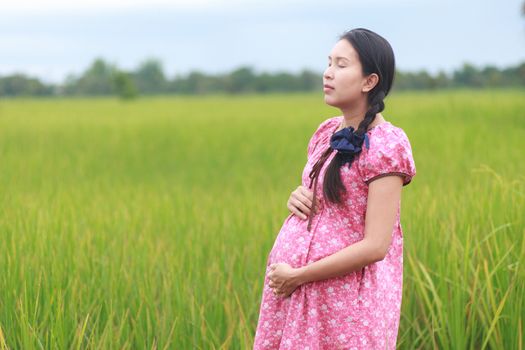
310, 28, 396, 207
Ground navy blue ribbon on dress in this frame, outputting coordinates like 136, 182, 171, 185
306, 126, 371, 232
329, 126, 370, 166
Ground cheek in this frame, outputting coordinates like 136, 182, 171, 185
329, 76, 361, 103
338, 71, 363, 92
324, 75, 362, 107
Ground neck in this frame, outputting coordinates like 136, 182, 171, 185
339, 99, 369, 130
337, 111, 385, 133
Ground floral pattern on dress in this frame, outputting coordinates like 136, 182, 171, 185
253, 116, 416, 349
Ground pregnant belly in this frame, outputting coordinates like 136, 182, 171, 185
268, 214, 311, 268
269, 215, 364, 268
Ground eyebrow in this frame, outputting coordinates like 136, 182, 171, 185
328, 55, 350, 61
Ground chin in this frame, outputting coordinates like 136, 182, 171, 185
323, 95, 340, 108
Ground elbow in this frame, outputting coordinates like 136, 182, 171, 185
370, 249, 386, 263
367, 241, 390, 263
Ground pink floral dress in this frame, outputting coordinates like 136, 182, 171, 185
253, 116, 417, 349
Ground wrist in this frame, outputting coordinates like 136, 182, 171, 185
295, 265, 310, 285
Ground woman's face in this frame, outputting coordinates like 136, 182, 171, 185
323, 39, 370, 109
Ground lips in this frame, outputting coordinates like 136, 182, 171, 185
323, 84, 334, 90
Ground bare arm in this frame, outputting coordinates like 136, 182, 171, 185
296, 175, 403, 284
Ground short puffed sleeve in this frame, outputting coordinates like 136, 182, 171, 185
359, 126, 416, 186
307, 117, 339, 158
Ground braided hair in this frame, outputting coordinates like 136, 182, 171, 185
307, 28, 395, 230
323, 90, 386, 203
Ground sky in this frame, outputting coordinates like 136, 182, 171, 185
1, 0, 524, 84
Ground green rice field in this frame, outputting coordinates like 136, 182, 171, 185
0, 89, 523, 349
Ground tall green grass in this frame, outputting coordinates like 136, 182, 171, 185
0, 90, 523, 349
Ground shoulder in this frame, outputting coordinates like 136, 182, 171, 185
358, 121, 416, 186
367, 121, 413, 152
314, 116, 341, 134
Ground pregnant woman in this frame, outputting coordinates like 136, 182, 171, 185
253, 28, 417, 349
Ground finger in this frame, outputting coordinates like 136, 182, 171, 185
299, 188, 320, 214
290, 198, 312, 216
299, 195, 319, 214
291, 208, 307, 220
288, 201, 307, 220
291, 193, 312, 214
295, 193, 315, 213
287, 201, 307, 220
293, 190, 313, 209
299, 186, 314, 202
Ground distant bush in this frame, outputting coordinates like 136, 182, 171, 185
1, 59, 524, 98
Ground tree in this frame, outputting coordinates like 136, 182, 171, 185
113, 71, 138, 100
0, 74, 53, 96
133, 59, 167, 94
298, 69, 321, 91
64, 58, 115, 95
453, 63, 484, 87
225, 66, 257, 93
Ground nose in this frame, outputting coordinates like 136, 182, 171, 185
323, 66, 333, 81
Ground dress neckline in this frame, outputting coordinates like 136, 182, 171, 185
332, 116, 390, 135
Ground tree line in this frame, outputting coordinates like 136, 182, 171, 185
1, 58, 524, 99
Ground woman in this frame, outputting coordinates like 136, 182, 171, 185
253, 28, 417, 349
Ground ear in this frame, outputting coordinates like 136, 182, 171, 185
361, 73, 379, 93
